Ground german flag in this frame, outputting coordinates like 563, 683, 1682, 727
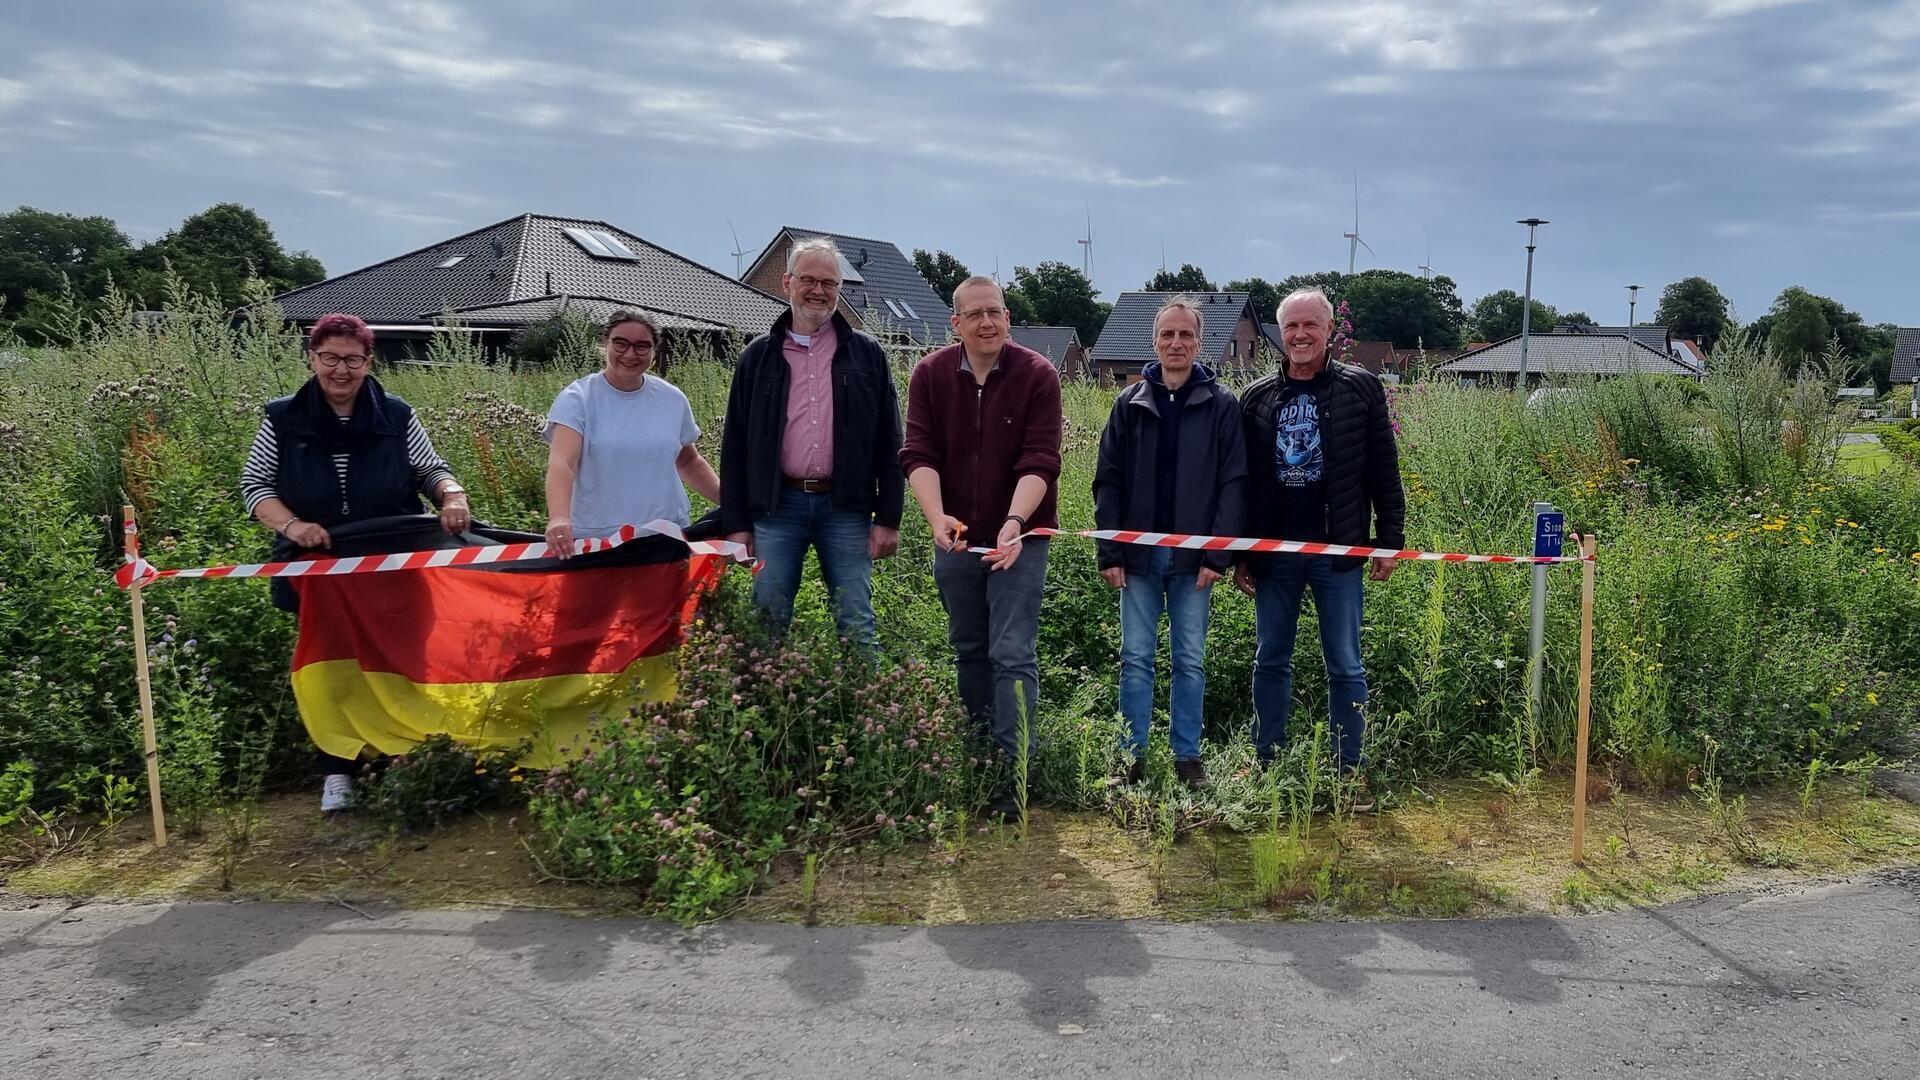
289, 521, 722, 768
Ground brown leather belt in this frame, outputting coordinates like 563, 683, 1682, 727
782, 476, 832, 493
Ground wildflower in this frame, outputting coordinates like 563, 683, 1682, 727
1492, 658, 1507, 670
1867, 692, 1880, 706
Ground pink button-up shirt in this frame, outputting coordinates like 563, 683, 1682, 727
779, 321, 837, 480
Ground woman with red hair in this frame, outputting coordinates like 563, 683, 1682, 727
239, 313, 471, 811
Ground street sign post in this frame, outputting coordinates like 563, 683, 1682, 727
1528, 503, 1563, 718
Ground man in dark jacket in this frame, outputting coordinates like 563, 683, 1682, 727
721, 237, 904, 647
1233, 287, 1406, 777
901, 275, 1063, 819
1093, 296, 1246, 789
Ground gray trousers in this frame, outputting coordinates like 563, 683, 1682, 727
931, 540, 1049, 760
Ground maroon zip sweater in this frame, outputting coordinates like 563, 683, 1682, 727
899, 341, 1063, 534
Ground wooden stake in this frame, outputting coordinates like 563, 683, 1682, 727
123, 504, 168, 848
1571, 532, 1597, 864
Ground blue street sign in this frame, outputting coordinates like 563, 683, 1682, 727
1534, 511, 1566, 559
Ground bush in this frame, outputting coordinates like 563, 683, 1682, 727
527, 576, 988, 921
358, 734, 529, 830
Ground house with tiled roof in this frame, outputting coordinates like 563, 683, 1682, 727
267, 213, 785, 359
1891, 328, 1920, 384
1009, 326, 1087, 379
742, 227, 952, 347
1436, 333, 1704, 386
1092, 292, 1265, 386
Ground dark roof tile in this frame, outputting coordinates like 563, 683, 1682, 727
1437, 334, 1701, 377
1094, 292, 1253, 364
273, 213, 785, 333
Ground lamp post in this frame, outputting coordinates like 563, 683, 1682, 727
1516, 218, 1548, 394
1625, 283, 1641, 370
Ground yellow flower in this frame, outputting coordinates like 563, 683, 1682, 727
1867, 692, 1880, 706
1761, 522, 1785, 532
510, 775, 525, 783
1873, 547, 1887, 554
1802, 537, 1814, 545
474, 767, 488, 775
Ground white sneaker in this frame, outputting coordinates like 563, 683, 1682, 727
320, 773, 354, 813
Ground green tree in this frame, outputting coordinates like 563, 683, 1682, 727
1654, 276, 1733, 351
911, 248, 970, 306
1468, 289, 1558, 342
1144, 263, 1215, 292
1340, 270, 1466, 348
0, 206, 131, 322
1007, 261, 1103, 343
1556, 311, 1597, 331
1762, 287, 1831, 374
147, 203, 325, 309
1005, 285, 1039, 326
1225, 277, 1283, 323
1273, 271, 1346, 304
0, 208, 155, 342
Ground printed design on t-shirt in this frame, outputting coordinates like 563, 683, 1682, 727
1273, 393, 1323, 487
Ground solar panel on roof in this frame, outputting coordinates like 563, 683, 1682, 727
835, 253, 865, 284
592, 231, 640, 259
434, 255, 467, 269
563, 227, 612, 257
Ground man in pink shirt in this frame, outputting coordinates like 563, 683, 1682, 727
720, 237, 904, 647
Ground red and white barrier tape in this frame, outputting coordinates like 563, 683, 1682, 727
977, 527, 1593, 565
114, 519, 749, 589
113, 519, 1588, 590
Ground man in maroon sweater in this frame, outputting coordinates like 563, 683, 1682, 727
900, 275, 1063, 819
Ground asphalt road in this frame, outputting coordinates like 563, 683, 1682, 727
3, 871, 1917, 1080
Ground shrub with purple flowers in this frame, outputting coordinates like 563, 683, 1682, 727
527, 575, 988, 921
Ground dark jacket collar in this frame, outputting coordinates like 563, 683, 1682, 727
1132, 361, 1217, 413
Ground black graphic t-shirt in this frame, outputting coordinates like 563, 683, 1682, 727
1273, 377, 1327, 542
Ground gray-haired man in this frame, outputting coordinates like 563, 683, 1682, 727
721, 237, 904, 646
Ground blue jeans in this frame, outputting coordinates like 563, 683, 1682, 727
1251, 555, 1368, 770
1119, 547, 1213, 761
751, 487, 877, 647
931, 539, 1049, 760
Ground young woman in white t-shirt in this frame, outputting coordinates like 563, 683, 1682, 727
542, 310, 720, 555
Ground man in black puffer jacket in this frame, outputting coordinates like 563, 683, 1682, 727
1233, 287, 1405, 780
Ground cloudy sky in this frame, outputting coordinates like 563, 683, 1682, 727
4, 0, 1917, 326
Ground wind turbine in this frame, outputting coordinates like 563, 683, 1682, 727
1077, 206, 1094, 285
726, 217, 747, 278
1342, 172, 1375, 275
1418, 227, 1436, 278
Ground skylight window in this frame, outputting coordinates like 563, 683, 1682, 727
434, 254, 468, 269
898, 300, 920, 319
882, 298, 906, 318
563, 227, 640, 261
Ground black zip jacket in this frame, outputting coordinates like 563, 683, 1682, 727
720, 310, 905, 534
1092, 362, 1247, 575
1239, 359, 1405, 569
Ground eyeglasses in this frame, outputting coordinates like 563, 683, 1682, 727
314, 351, 370, 370
793, 275, 842, 291
609, 337, 656, 355
956, 306, 1008, 323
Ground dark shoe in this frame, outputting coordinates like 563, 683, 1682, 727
1346, 771, 1376, 814
1174, 759, 1208, 790
1123, 757, 1146, 786
983, 790, 1023, 821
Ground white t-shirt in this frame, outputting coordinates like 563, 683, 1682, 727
544, 372, 701, 537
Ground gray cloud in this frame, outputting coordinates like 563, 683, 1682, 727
0, 0, 1915, 324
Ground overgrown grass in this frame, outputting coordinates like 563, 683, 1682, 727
3, 282, 1917, 911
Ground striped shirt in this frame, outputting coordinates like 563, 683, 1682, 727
240, 413, 457, 519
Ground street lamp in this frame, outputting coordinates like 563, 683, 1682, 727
1516, 218, 1549, 392
1625, 284, 1641, 370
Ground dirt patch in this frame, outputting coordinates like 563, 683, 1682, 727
5, 778, 1917, 923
